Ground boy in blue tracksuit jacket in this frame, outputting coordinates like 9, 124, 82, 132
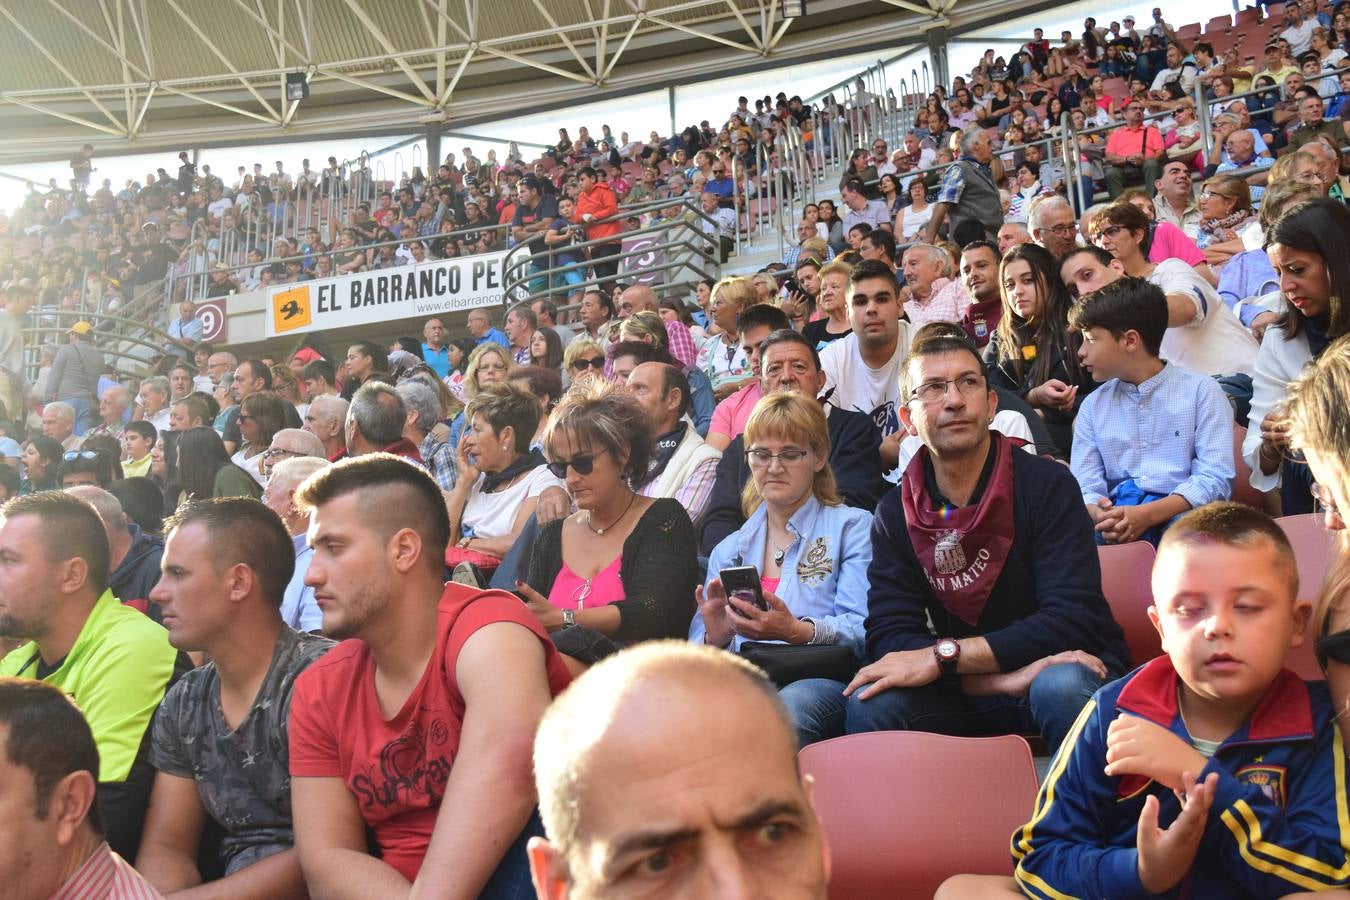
941, 503, 1350, 899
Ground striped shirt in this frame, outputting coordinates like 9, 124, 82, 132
50, 842, 163, 899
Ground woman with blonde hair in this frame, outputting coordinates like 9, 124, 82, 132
1286, 334, 1350, 739
515, 379, 697, 671
692, 390, 872, 746
696, 276, 757, 399
562, 338, 606, 388
448, 341, 512, 448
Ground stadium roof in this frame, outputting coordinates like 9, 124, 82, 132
0, 0, 1045, 166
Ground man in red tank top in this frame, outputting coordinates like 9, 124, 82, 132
286, 453, 572, 898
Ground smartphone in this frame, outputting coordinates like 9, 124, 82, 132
719, 566, 768, 611
782, 276, 802, 296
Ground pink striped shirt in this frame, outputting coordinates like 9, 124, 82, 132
51, 842, 163, 900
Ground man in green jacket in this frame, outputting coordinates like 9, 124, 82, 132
0, 491, 181, 861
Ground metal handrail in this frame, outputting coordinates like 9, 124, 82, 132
24, 307, 178, 385
501, 196, 723, 304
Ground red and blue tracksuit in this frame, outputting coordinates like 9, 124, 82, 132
1013, 656, 1350, 898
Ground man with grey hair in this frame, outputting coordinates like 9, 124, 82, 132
1028, 193, 1079, 261
88, 384, 131, 440
924, 128, 1003, 244
303, 394, 348, 461
206, 350, 238, 387
136, 376, 171, 432
345, 382, 422, 462
1301, 138, 1341, 198
42, 400, 81, 451
504, 303, 537, 366
899, 243, 973, 329
261, 455, 329, 631
396, 380, 456, 491
527, 642, 830, 899
66, 484, 164, 618
997, 222, 1031, 256
261, 428, 326, 481
1215, 128, 1273, 209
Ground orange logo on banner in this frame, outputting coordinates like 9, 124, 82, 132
272, 286, 312, 333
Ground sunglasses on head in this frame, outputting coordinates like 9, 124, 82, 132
63, 450, 99, 462
1316, 627, 1350, 669
545, 447, 608, 478
572, 357, 605, 371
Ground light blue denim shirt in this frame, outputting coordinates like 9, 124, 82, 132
282, 533, 322, 632
691, 494, 872, 658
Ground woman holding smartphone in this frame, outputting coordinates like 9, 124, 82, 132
692, 390, 873, 746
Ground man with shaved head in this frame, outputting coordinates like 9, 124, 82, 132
528, 642, 829, 899
286, 455, 572, 898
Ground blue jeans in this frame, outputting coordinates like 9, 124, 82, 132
64, 397, 94, 436
779, 678, 849, 747
843, 662, 1105, 755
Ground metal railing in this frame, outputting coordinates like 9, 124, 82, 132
24, 307, 177, 387
168, 217, 515, 303
501, 195, 723, 305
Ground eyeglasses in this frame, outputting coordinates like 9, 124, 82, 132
63, 450, 99, 462
909, 374, 987, 404
746, 447, 811, 467
545, 448, 608, 478
1093, 224, 1128, 243
262, 447, 301, 460
1046, 223, 1079, 236
1311, 482, 1343, 525
571, 357, 606, 372
1198, 190, 1233, 202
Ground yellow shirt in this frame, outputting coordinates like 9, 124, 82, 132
122, 454, 152, 478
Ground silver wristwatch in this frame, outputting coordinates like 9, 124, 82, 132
562, 609, 576, 628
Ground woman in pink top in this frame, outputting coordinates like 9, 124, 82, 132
516, 380, 699, 672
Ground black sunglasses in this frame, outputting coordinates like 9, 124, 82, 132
545, 448, 608, 478
572, 357, 605, 371
1317, 622, 1350, 669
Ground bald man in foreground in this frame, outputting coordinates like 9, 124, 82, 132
528, 642, 829, 899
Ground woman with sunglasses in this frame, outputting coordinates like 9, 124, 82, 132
515, 380, 696, 673
19, 436, 62, 495
1286, 335, 1350, 749
563, 338, 606, 389
232, 390, 286, 487
1247, 199, 1350, 516
692, 391, 871, 746
446, 383, 565, 578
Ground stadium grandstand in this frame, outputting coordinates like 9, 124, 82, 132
5, 0, 1350, 896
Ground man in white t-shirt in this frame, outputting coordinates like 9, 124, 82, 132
1281, 4, 1318, 56
819, 259, 912, 472
1060, 245, 1257, 379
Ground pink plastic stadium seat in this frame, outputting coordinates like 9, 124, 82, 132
800, 732, 1038, 900
1099, 542, 1161, 667
1277, 514, 1338, 680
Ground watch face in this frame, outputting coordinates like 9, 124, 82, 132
937, 639, 958, 658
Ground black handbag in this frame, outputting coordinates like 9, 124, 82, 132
738, 642, 858, 688
551, 624, 622, 665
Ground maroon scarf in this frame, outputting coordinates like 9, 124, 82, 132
901, 432, 1017, 626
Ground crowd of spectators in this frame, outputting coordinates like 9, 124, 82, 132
10, 2, 1350, 898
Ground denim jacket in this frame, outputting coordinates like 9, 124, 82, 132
692, 494, 872, 658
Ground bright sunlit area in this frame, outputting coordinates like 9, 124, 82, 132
0, 0, 1245, 213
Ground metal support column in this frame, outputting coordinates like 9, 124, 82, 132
926, 28, 950, 94
426, 125, 442, 170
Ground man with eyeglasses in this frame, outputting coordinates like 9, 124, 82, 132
1028, 194, 1080, 261
261, 456, 330, 632
842, 328, 1128, 755
870, 139, 896, 176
